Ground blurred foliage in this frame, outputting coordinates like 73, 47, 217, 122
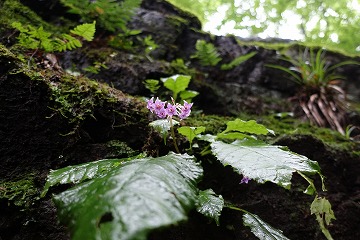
166, 0, 360, 56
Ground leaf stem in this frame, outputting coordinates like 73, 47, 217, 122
169, 117, 180, 153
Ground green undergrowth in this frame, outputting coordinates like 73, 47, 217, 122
187, 112, 358, 155
241, 112, 359, 154
0, 175, 39, 208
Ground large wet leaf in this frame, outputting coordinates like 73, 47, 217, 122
41, 158, 124, 197
243, 211, 290, 240
196, 189, 224, 226
52, 153, 203, 240
211, 139, 320, 189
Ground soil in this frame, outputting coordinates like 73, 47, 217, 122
1, 0, 360, 240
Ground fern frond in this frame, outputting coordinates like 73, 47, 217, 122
12, 21, 95, 53
120, 0, 142, 21
192, 40, 222, 66
70, 21, 96, 41
33, 26, 54, 52
60, 0, 141, 32
18, 33, 39, 50
55, 34, 82, 52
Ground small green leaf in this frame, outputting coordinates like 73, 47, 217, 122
311, 196, 336, 226
161, 75, 191, 101
53, 153, 203, 240
311, 196, 336, 240
243, 211, 290, 240
177, 126, 206, 147
196, 189, 224, 226
210, 139, 321, 189
179, 90, 199, 102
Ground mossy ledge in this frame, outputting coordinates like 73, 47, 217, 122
0, 43, 149, 181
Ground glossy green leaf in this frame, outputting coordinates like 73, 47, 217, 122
217, 119, 273, 140
53, 153, 203, 240
210, 139, 321, 189
41, 158, 124, 197
161, 75, 191, 100
243, 211, 290, 240
196, 189, 224, 226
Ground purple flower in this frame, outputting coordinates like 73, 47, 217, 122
182, 100, 193, 113
166, 103, 177, 117
178, 100, 193, 119
146, 97, 193, 120
146, 97, 155, 113
154, 97, 166, 112
240, 176, 250, 184
179, 108, 191, 119
156, 108, 167, 118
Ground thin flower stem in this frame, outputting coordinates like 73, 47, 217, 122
169, 117, 180, 153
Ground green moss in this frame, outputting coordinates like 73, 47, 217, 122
241, 112, 359, 154
0, 175, 39, 208
105, 140, 138, 158
166, 15, 189, 28
185, 114, 234, 134
47, 73, 116, 128
0, 0, 53, 33
0, 43, 23, 65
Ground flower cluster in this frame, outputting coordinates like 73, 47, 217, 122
146, 97, 193, 120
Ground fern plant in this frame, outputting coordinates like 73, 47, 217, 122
191, 39, 222, 66
60, 0, 141, 32
12, 21, 96, 53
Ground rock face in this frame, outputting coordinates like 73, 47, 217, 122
0, 0, 360, 240
0, 45, 150, 178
